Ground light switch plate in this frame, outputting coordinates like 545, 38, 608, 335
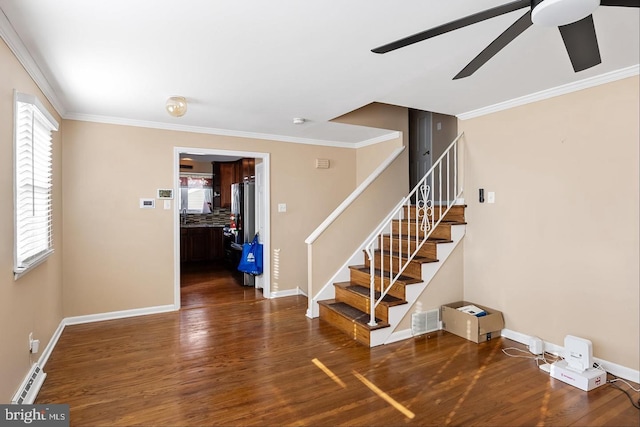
278, 203, 287, 213
487, 192, 495, 204
164, 200, 171, 210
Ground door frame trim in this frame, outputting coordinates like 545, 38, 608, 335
173, 146, 271, 308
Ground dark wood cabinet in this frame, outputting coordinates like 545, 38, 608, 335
217, 158, 255, 209
187, 227, 210, 262
240, 158, 255, 182
210, 227, 224, 260
180, 228, 188, 261
212, 162, 221, 208
219, 162, 237, 209
180, 227, 225, 263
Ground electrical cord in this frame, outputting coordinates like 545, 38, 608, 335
605, 371, 640, 410
594, 362, 640, 410
502, 346, 639, 410
503, 347, 639, 410
501, 347, 561, 366
608, 381, 640, 410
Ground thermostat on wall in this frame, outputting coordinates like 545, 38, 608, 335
140, 198, 155, 209
157, 189, 173, 199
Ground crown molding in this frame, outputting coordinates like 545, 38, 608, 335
457, 64, 640, 120
66, 112, 398, 149
0, 8, 66, 116
353, 131, 402, 149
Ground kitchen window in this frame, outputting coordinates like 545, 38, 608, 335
13, 92, 58, 279
180, 174, 213, 213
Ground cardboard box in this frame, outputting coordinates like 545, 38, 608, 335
441, 301, 505, 343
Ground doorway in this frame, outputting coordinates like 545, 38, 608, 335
409, 109, 432, 191
173, 147, 271, 309
409, 110, 458, 200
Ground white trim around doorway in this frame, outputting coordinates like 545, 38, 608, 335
173, 147, 271, 307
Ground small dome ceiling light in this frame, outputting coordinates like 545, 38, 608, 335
293, 117, 305, 125
166, 96, 188, 117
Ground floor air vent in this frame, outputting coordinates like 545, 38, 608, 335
12, 364, 47, 404
412, 309, 440, 336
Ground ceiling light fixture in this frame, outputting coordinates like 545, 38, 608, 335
531, 0, 599, 27
166, 96, 188, 117
293, 117, 305, 124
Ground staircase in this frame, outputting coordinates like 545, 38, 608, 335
313, 133, 465, 346
317, 205, 466, 346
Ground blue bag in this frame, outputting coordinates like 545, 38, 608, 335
238, 234, 263, 275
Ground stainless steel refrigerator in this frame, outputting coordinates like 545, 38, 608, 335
231, 181, 256, 286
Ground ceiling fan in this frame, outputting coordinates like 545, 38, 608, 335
371, 0, 640, 79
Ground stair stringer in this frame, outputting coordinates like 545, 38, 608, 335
369, 223, 466, 347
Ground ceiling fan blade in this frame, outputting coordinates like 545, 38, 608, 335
600, 0, 640, 6
558, 15, 601, 73
453, 11, 532, 80
371, 0, 530, 54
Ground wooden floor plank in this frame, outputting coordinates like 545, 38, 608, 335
36, 262, 640, 426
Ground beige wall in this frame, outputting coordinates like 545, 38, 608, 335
61, 120, 356, 315
355, 138, 403, 185
308, 143, 407, 298
396, 244, 464, 330
305, 103, 410, 298
431, 112, 458, 161
0, 39, 64, 402
334, 102, 410, 186
459, 76, 639, 369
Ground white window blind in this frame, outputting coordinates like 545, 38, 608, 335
14, 92, 58, 279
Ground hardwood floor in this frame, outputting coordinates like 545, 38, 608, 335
37, 264, 640, 426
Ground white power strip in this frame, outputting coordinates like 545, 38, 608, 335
550, 360, 607, 391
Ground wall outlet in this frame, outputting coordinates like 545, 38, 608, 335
28, 332, 39, 353
529, 336, 544, 355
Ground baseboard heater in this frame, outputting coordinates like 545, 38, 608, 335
11, 364, 47, 404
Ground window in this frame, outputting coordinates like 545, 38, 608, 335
179, 175, 213, 213
13, 92, 58, 279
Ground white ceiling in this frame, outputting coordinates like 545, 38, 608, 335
1, 0, 638, 145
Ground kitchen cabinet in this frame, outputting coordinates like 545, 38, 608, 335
240, 158, 255, 182
180, 227, 225, 263
210, 227, 224, 260
218, 158, 256, 209
212, 162, 221, 208
219, 162, 237, 208
180, 228, 188, 261
187, 227, 210, 262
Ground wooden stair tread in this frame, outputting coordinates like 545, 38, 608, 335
371, 249, 438, 264
334, 282, 407, 306
348, 265, 423, 285
318, 300, 389, 330
394, 218, 466, 225
387, 235, 454, 244
439, 220, 467, 225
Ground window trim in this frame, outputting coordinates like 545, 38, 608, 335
13, 91, 58, 280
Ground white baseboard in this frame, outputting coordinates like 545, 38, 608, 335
64, 304, 177, 326
501, 328, 640, 384
270, 287, 306, 299
37, 321, 65, 368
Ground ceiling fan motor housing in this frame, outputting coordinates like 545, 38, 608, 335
531, 0, 600, 27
